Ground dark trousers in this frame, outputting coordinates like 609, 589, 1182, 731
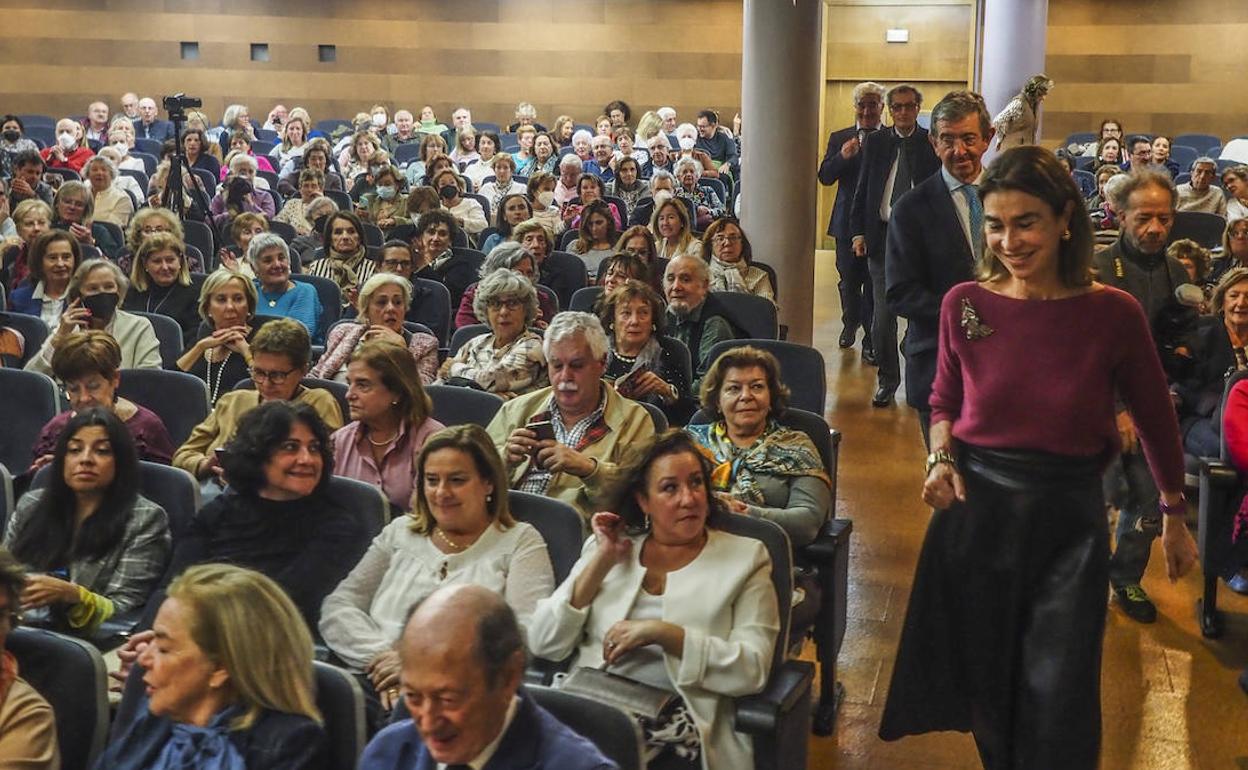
835, 236, 873, 345
1104, 451, 1160, 588
917, 407, 932, 450
866, 230, 900, 391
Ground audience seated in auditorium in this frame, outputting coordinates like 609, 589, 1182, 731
1223, 166, 1248, 221
0, 116, 41, 179
289, 195, 338, 264
329, 341, 444, 512
249, 233, 322, 339
651, 195, 701, 261
527, 171, 563, 237
311, 273, 438, 384
32, 331, 174, 469
278, 138, 343, 198
176, 269, 259, 403
1096, 136, 1122, 167
7, 149, 53, 209
672, 122, 720, 179
703, 217, 774, 302
528, 428, 778, 769
132, 97, 173, 142
10, 229, 79, 329
5, 408, 170, 635
95, 146, 145, 205
454, 241, 557, 330
122, 234, 201, 349
0, 549, 60, 767
478, 154, 527, 217
358, 165, 408, 229
487, 312, 654, 521
664, 254, 739, 392
599, 280, 692, 422
273, 168, 326, 236
174, 318, 343, 495
413, 209, 477, 310
98, 564, 328, 770
115, 212, 204, 294
612, 127, 649, 171
448, 125, 479, 168
599, 251, 653, 296
531, 131, 558, 176
614, 225, 667, 292
83, 155, 134, 228
1177, 157, 1227, 215
26, 258, 161, 376
647, 134, 675, 177
1169, 238, 1214, 298
1151, 136, 1180, 178
566, 174, 623, 232
674, 157, 725, 231
1, 199, 51, 290
461, 134, 499, 189
551, 115, 576, 148
432, 167, 488, 237
210, 156, 275, 228
41, 118, 94, 174
1178, 267, 1248, 459
1212, 217, 1248, 285
105, 119, 143, 172
179, 126, 220, 177
304, 209, 378, 309
270, 114, 309, 170
695, 109, 739, 178
221, 130, 275, 177
53, 180, 122, 258
439, 269, 547, 398
568, 200, 620, 276
169, 400, 365, 626
322, 424, 555, 725
690, 346, 832, 547
608, 156, 650, 212
341, 131, 382, 192
358, 584, 614, 770
382, 109, 420, 155
480, 192, 532, 254
554, 154, 582, 207
1123, 136, 1154, 173
583, 135, 616, 183
147, 159, 212, 223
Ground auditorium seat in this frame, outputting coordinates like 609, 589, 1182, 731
9, 627, 109, 770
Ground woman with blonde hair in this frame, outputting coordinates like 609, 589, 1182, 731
551, 115, 576, 148
311, 272, 439, 384
650, 196, 701, 260
270, 114, 309, 170
320, 423, 554, 718
117, 207, 204, 274
97, 564, 327, 769
123, 232, 201, 346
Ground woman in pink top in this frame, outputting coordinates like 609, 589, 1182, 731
879, 146, 1197, 769
331, 341, 444, 512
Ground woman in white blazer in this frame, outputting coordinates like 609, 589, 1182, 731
527, 429, 780, 770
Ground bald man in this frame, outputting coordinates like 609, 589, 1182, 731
359, 585, 617, 770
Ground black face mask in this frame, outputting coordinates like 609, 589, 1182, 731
2, 130, 18, 142
439, 184, 458, 200
312, 214, 330, 238
81, 292, 119, 323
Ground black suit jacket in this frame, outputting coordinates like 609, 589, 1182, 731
818, 125, 872, 239
132, 118, 173, 142
849, 126, 939, 258
885, 170, 976, 410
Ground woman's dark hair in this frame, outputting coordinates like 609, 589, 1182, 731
598, 278, 665, 337
27, 229, 82, 284
181, 128, 206, 151
597, 253, 650, 290
577, 173, 606, 200
604, 100, 633, 124
9, 408, 140, 569
2, 114, 24, 132
609, 428, 725, 534
494, 193, 532, 237
976, 145, 1094, 288
699, 345, 791, 419
477, 131, 501, 154
221, 401, 333, 498
415, 209, 460, 241
615, 156, 641, 181
576, 200, 618, 253
700, 217, 754, 265
322, 209, 367, 257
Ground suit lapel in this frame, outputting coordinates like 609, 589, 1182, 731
930, 179, 975, 266
481, 694, 542, 770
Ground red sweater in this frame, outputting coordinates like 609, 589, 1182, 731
40, 146, 94, 173
1223, 379, 1248, 474
930, 282, 1185, 492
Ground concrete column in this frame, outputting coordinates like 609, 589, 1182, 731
979, 0, 1049, 152
739, 0, 823, 345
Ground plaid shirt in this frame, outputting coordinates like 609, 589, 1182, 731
445, 330, 546, 394
518, 389, 609, 495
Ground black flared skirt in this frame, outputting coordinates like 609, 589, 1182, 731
879, 445, 1109, 770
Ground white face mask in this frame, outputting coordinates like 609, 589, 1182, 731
111, 141, 129, 155
536, 191, 555, 208
58, 132, 77, 150
653, 190, 673, 204
371, 114, 387, 127
677, 136, 696, 151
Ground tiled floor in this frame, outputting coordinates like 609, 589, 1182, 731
801, 252, 1248, 769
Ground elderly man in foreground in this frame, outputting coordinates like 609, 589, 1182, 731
487, 311, 655, 522
358, 584, 618, 770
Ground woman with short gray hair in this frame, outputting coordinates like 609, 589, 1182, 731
311, 272, 439, 384
288, 194, 339, 265
439, 269, 545, 398
82, 154, 134, 229
674, 156, 724, 229
454, 242, 559, 329
247, 232, 323, 340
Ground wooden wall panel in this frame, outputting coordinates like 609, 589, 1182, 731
0, 0, 744, 129
1042, 0, 1248, 145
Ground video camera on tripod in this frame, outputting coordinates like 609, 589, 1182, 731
159, 93, 208, 219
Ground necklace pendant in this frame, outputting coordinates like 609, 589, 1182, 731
959, 297, 995, 340
268, 299, 277, 307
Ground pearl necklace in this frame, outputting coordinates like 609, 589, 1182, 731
366, 427, 399, 447
434, 527, 466, 551
205, 349, 232, 404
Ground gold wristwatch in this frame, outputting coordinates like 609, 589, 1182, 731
925, 448, 955, 475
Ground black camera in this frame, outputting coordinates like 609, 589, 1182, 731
162, 93, 202, 113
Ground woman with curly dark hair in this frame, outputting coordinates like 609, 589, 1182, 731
168, 400, 371, 627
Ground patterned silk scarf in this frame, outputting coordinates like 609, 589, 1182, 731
687, 420, 830, 505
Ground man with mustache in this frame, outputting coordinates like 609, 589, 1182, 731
1093, 170, 1195, 624
885, 90, 994, 447
488, 311, 654, 521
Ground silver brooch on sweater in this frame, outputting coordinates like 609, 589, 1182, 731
960, 298, 994, 340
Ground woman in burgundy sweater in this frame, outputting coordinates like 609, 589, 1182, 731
878, 146, 1197, 769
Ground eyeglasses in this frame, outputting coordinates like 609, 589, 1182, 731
139, 226, 170, 235
250, 366, 297, 384
381, 259, 412, 270
889, 102, 919, 112
60, 378, 108, 400
712, 235, 742, 244
487, 298, 524, 311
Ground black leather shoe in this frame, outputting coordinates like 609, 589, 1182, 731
838, 329, 855, 349
861, 346, 877, 366
1113, 584, 1157, 623
871, 387, 893, 407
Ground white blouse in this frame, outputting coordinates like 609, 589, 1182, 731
319, 516, 555, 671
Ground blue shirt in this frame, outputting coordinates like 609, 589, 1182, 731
255, 280, 323, 342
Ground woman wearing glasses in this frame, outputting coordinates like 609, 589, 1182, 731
173, 318, 344, 499
702, 218, 774, 303
437, 269, 546, 399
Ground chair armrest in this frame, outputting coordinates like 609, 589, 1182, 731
525, 656, 571, 687
1199, 457, 1240, 488
801, 518, 853, 563
733, 659, 814, 735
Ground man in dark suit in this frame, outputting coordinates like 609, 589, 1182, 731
132, 97, 173, 142
885, 91, 994, 446
818, 81, 885, 354
849, 84, 940, 407
359, 585, 618, 770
